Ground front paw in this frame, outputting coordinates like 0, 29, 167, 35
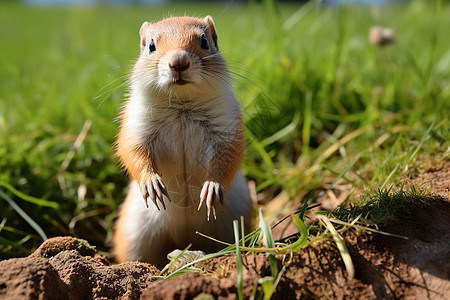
140, 173, 171, 210
198, 181, 225, 221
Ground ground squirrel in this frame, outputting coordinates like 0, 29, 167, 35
113, 16, 251, 268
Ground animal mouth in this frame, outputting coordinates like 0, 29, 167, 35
173, 78, 191, 85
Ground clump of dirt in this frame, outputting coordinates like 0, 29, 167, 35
1, 162, 449, 299
31, 236, 97, 258
0, 237, 159, 300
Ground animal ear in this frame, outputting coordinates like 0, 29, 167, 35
139, 21, 152, 52
204, 15, 218, 50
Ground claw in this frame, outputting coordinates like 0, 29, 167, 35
148, 182, 160, 211
198, 185, 208, 211
140, 183, 150, 208
157, 177, 172, 202
199, 181, 225, 221
140, 173, 170, 210
211, 203, 217, 220
206, 183, 214, 221
151, 198, 160, 210
219, 186, 225, 213
152, 179, 165, 209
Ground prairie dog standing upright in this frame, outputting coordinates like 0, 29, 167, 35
113, 16, 251, 268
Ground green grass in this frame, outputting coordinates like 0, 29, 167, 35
0, 0, 449, 260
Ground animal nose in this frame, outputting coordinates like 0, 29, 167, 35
169, 61, 190, 72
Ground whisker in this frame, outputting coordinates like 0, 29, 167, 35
207, 70, 246, 94
201, 70, 238, 96
198, 73, 216, 91
94, 74, 129, 101
204, 67, 256, 99
95, 79, 129, 111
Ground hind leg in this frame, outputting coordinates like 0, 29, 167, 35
113, 181, 175, 268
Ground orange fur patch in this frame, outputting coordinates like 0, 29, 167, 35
206, 113, 245, 189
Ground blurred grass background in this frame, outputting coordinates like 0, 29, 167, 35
0, 0, 449, 259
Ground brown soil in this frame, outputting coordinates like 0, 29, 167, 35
411, 160, 450, 199
1, 162, 449, 299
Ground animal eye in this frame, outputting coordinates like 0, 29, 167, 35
149, 39, 156, 53
200, 34, 209, 50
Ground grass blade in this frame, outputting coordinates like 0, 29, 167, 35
302, 92, 312, 156
259, 209, 275, 249
240, 216, 246, 248
259, 276, 274, 300
0, 190, 48, 241
234, 220, 244, 300
316, 214, 354, 280
260, 111, 300, 147
271, 263, 289, 297
290, 215, 308, 250
258, 209, 279, 279
247, 129, 274, 170
0, 182, 59, 209
327, 218, 407, 239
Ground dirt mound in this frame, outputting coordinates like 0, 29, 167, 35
1, 161, 450, 299
1, 196, 449, 299
0, 237, 159, 300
